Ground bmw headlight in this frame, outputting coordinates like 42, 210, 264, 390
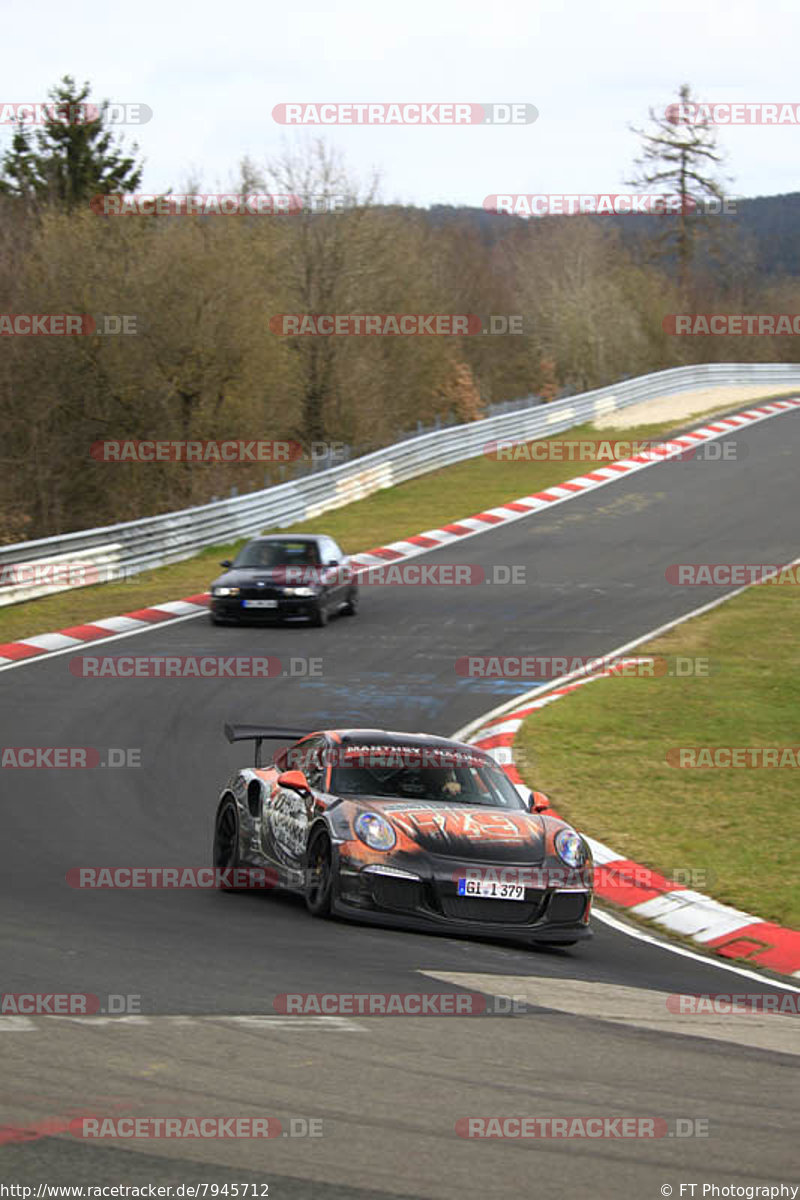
554, 828, 588, 868
213, 586, 239, 597
283, 587, 317, 597
355, 812, 396, 851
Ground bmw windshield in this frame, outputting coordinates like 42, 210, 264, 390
234, 541, 320, 569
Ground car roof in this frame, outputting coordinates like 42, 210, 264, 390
306, 729, 492, 758
247, 534, 324, 544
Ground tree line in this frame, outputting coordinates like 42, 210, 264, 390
1, 77, 798, 543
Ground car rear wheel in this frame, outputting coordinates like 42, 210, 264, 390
213, 799, 241, 890
305, 830, 333, 917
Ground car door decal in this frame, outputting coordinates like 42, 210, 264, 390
269, 788, 310, 865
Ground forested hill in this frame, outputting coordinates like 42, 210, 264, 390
426, 193, 800, 277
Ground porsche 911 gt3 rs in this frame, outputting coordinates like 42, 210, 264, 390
213, 724, 593, 946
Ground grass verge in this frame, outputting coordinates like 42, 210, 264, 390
514, 583, 800, 929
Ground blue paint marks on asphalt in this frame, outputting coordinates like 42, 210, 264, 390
450, 678, 549, 694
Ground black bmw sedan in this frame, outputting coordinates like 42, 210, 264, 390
209, 534, 358, 627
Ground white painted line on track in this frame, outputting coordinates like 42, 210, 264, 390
451, 557, 800, 985
453, 556, 800, 744
591, 908, 800, 992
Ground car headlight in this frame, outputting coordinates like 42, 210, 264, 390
554, 828, 588, 868
355, 812, 396, 851
213, 586, 240, 597
283, 587, 317, 597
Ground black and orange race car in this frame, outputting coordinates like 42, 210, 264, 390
213, 725, 593, 946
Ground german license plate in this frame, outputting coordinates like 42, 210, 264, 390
243, 599, 278, 609
457, 879, 525, 900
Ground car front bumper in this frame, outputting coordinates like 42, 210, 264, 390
210, 596, 321, 622
335, 858, 593, 943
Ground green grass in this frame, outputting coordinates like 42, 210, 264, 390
0, 394, 778, 646
514, 585, 800, 928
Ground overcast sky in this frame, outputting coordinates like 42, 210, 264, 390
3, 0, 799, 206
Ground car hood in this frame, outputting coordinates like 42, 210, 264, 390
352, 800, 547, 862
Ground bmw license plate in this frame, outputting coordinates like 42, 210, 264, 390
243, 599, 278, 608
457, 879, 525, 900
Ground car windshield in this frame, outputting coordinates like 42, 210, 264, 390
234, 541, 320, 569
329, 747, 527, 809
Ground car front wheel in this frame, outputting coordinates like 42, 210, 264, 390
310, 599, 329, 627
213, 799, 241, 890
305, 830, 334, 916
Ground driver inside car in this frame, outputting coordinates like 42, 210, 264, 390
439, 768, 463, 797
394, 766, 463, 799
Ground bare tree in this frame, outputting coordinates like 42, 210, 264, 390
262, 140, 380, 444
626, 83, 729, 293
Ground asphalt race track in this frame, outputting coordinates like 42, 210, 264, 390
1, 410, 799, 1198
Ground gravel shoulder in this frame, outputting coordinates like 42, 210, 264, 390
593, 384, 800, 430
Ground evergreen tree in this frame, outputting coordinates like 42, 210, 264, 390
0, 75, 143, 210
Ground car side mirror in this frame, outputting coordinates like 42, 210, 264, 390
326, 559, 338, 567
277, 769, 311, 794
220, 560, 233, 568
528, 791, 550, 813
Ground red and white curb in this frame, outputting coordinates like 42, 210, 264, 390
1, 395, 797, 671
467, 661, 800, 978
347, 398, 800, 571
0, 596, 210, 666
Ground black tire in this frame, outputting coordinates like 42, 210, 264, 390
341, 588, 358, 616
310, 599, 329, 627
213, 799, 241, 891
305, 830, 334, 917
209, 612, 223, 625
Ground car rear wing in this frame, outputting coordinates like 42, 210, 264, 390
224, 723, 311, 768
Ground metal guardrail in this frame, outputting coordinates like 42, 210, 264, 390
2, 362, 799, 606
